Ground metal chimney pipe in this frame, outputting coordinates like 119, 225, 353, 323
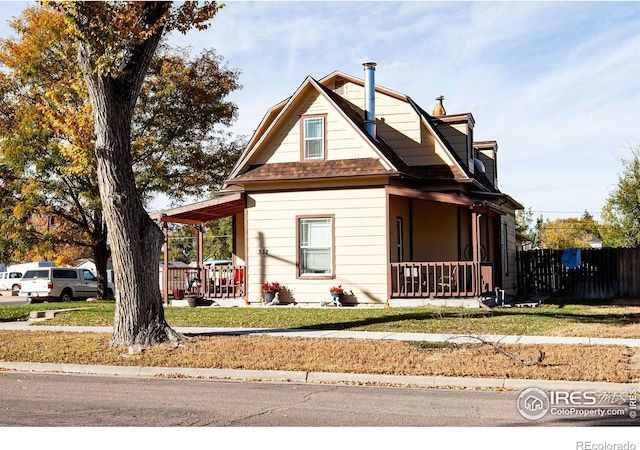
363, 62, 377, 137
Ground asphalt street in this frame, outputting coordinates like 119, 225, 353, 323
0, 370, 636, 427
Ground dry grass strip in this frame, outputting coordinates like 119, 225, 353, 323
0, 331, 637, 384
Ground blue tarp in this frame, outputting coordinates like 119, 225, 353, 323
561, 248, 581, 269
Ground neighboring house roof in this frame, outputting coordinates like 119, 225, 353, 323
159, 261, 191, 268
74, 259, 114, 270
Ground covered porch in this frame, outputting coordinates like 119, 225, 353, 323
150, 193, 247, 305
386, 186, 501, 302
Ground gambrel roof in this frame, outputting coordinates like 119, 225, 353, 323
150, 65, 522, 255
223, 68, 509, 199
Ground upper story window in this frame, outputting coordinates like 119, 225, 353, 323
302, 115, 326, 160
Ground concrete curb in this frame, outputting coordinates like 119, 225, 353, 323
0, 361, 635, 393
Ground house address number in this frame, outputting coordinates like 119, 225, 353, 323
258, 249, 269, 255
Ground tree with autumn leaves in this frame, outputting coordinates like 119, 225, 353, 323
516, 144, 640, 251
0, 6, 108, 287
517, 209, 601, 250
600, 144, 640, 248
1, 2, 238, 346
0, 4, 241, 308
538, 212, 601, 250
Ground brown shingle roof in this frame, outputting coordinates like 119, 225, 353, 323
230, 158, 392, 183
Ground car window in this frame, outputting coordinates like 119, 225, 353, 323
83, 270, 97, 281
22, 270, 50, 279
53, 269, 77, 279
9, 272, 22, 279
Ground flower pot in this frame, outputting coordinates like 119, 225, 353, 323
173, 289, 185, 300
264, 291, 276, 303
187, 296, 198, 308
331, 292, 343, 300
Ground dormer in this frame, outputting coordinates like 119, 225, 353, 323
432, 112, 475, 174
474, 141, 498, 188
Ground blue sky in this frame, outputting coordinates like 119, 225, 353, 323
1, 1, 639, 220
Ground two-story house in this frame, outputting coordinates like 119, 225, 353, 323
152, 63, 523, 307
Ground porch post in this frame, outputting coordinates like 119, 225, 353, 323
162, 222, 169, 305
196, 225, 204, 295
471, 210, 481, 297
385, 190, 391, 303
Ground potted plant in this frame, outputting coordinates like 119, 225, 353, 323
262, 281, 281, 303
330, 285, 344, 304
330, 285, 344, 295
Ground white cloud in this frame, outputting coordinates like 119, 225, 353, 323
2, 1, 638, 219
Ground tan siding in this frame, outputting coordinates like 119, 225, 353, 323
245, 189, 389, 305
342, 81, 365, 113
388, 197, 411, 263
376, 94, 421, 143
254, 79, 463, 171
343, 81, 444, 167
459, 208, 472, 260
255, 111, 303, 164
412, 202, 459, 261
256, 89, 376, 165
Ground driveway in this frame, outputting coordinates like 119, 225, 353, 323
0, 290, 28, 305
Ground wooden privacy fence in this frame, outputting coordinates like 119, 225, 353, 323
517, 247, 640, 299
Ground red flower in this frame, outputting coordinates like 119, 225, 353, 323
262, 282, 281, 292
330, 285, 344, 293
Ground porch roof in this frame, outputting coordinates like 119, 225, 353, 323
149, 193, 245, 225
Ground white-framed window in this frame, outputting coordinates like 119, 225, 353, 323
303, 116, 325, 160
298, 216, 333, 277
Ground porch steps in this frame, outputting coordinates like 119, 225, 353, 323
498, 294, 551, 308
29, 307, 93, 321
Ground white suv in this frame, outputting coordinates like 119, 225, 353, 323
0, 271, 23, 291
18, 268, 115, 302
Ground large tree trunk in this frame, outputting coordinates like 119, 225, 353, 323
75, 2, 181, 346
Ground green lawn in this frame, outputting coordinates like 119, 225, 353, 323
3, 300, 638, 337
